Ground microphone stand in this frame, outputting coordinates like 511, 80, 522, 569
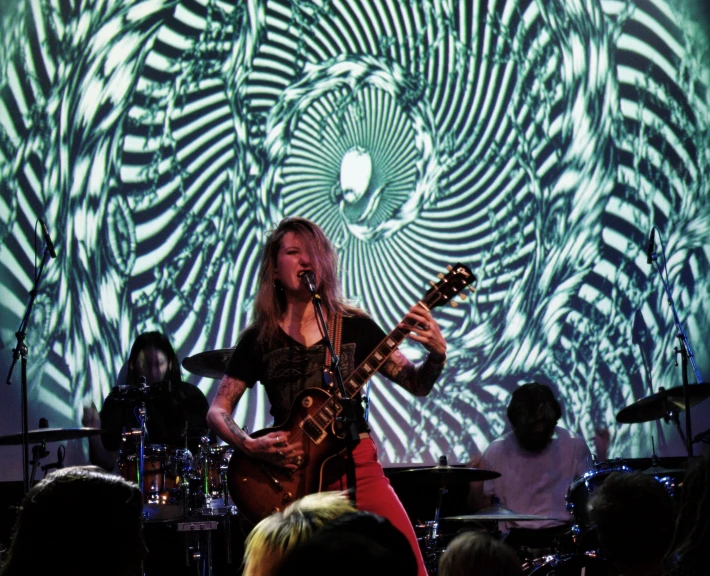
650, 246, 703, 458
5, 241, 55, 494
307, 284, 360, 506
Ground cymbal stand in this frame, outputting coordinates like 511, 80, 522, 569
421, 456, 450, 574
5, 237, 55, 494
29, 440, 49, 487
660, 392, 688, 454
136, 400, 147, 506
650, 236, 704, 458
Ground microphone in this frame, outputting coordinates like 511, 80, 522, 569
38, 219, 57, 258
646, 228, 655, 265
301, 271, 317, 294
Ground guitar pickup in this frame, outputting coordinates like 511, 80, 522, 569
300, 417, 327, 444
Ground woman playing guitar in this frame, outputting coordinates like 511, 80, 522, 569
206, 217, 448, 576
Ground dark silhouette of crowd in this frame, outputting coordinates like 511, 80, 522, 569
2, 453, 708, 575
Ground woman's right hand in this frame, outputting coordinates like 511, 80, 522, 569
244, 431, 305, 471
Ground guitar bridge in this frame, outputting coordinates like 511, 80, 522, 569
300, 416, 327, 444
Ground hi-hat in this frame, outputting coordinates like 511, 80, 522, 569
616, 384, 710, 424
388, 465, 500, 484
444, 507, 558, 522
109, 380, 175, 402
182, 349, 234, 379
0, 427, 102, 446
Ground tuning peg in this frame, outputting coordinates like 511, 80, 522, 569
429, 281, 437, 288
446, 265, 453, 271
450, 301, 458, 308
468, 285, 476, 293
437, 273, 444, 279
459, 292, 467, 300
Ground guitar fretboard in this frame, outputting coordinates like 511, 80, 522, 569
309, 319, 418, 432
303, 263, 473, 439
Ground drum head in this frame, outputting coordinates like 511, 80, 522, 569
566, 463, 632, 528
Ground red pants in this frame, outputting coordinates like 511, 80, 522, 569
324, 437, 427, 576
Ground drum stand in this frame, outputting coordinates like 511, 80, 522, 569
178, 509, 238, 576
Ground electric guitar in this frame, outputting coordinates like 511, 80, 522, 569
227, 264, 475, 526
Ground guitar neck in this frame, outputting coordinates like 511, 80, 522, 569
308, 314, 420, 433
298, 263, 474, 443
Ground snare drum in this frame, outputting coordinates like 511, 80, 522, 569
118, 444, 190, 521
566, 462, 632, 529
523, 552, 614, 575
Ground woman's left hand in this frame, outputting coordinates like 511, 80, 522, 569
399, 304, 446, 358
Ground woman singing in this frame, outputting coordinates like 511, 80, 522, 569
207, 217, 447, 576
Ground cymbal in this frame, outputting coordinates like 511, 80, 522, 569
444, 507, 559, 522
642, 465, 686, 476
388, 465, 500, 483
182, 349, 234, 379
0, 427, 103, 446
616, 384, 710, 424
109, 381, 175, 402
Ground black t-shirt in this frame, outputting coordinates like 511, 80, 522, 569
100, 380, 209, 452
225, 315, 386, 431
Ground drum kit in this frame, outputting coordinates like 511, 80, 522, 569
0, 384, 237, 576
384, 380, 710, 575
109, 380, 239, 576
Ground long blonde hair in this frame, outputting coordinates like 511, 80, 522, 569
253, 217, 362, 346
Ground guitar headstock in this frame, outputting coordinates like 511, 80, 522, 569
424, 264, 476, 310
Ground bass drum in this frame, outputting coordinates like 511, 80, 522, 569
523, 553, 615, 575
566, 462, 632, 529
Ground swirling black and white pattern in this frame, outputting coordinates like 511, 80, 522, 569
1, 0, 709, 465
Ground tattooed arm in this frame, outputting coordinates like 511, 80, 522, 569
206, 375, 251, 448
378, 303, 447, 396
206, 375, 304, 469
380, 350, 446, 396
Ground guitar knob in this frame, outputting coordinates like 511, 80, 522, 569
283, 492, 293, 503
271, 507, 281, 514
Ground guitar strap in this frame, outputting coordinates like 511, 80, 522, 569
323, 311, 342, 389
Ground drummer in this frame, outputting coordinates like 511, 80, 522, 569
83, 331, 209, 471
467, 383, 596, 553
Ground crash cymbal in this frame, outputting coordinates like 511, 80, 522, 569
616, 384, 710, 424
182, 349, 235, 379
388, 465, 500, 483
444, 507, 559, 522
0, 427, 102, 446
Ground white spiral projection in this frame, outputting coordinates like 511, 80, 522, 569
0, 0, 709, 468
